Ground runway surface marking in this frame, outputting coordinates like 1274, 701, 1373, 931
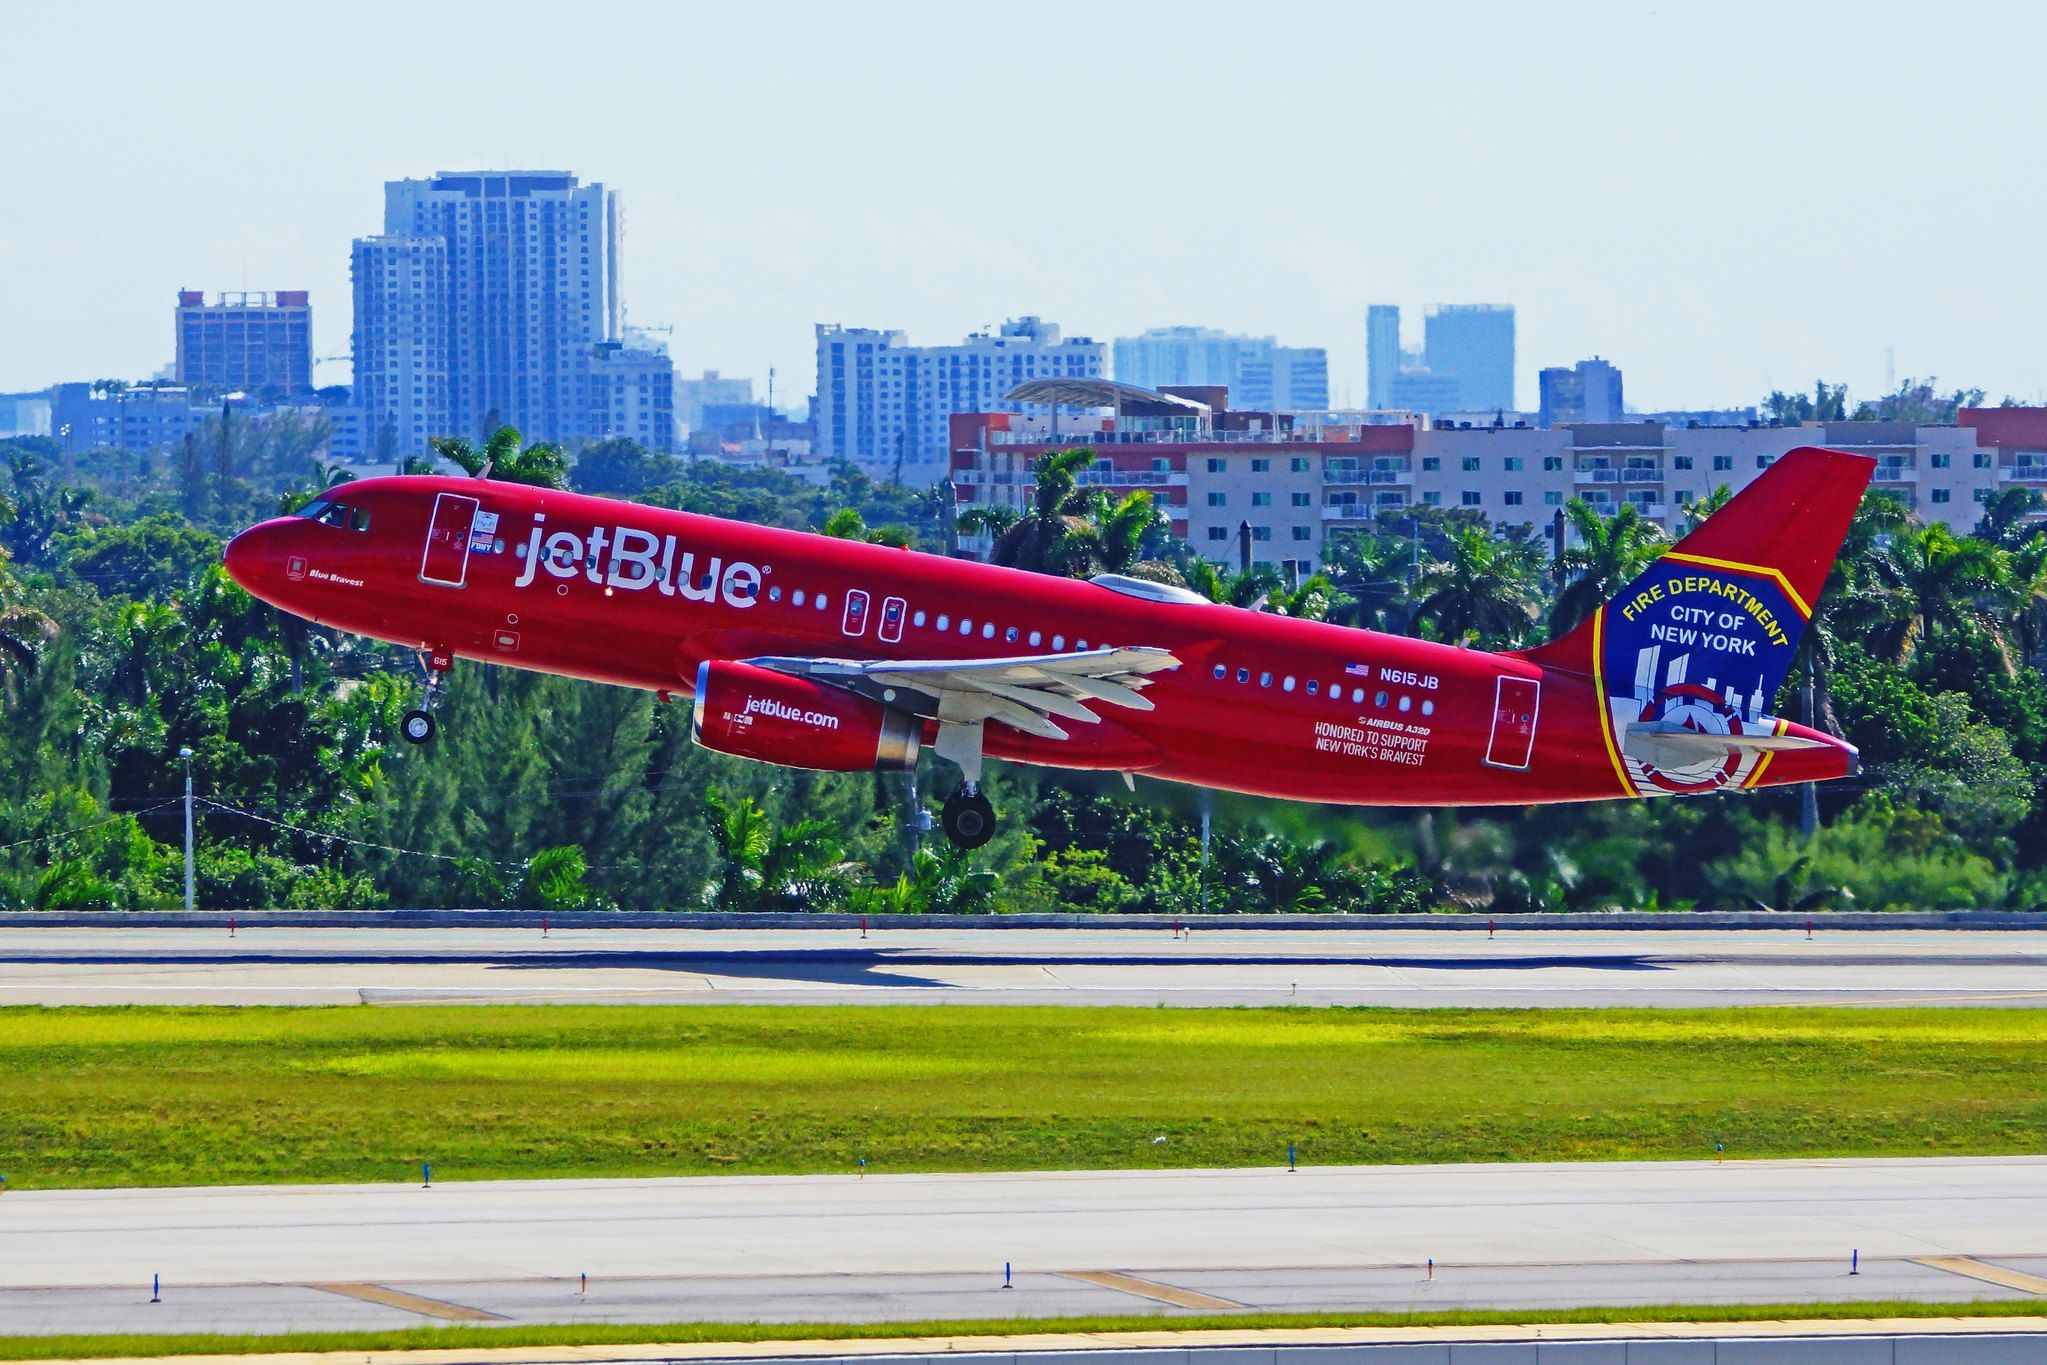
1058, 1270, 1242, 1310
1912, 1256, 2047, 1295
308, 1281, 504, 1321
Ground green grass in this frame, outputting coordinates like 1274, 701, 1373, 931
4, 1005, 2047, 1188
5, 1303, 2047, 1360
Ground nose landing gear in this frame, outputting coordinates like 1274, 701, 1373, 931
401, 648, 453, 746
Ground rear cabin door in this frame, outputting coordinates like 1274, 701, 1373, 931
420, 492, 479, 587
1484, 676, 1540, 770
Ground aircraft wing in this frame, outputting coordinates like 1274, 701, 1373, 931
742, 647, 1180, 741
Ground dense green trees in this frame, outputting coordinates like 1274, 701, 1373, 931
4, 430, 2047, 914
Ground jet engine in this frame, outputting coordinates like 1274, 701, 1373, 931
690, 660, 920, 772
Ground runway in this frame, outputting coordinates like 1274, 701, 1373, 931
5, 1158, 2047, 1336
3, 925, 2047, 1007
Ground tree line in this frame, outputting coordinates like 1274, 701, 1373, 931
1, 387, 2044, 913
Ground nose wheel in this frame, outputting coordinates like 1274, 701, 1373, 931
941, 786, 996, 849
402, 648, 453, 746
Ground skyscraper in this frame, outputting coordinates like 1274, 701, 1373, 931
350, 236, 451, 461
815, 317, 1105, 476
1112, 326, 1327, 410
377, 170, 622, 444
1424, 304, 1516, 411
1366, 305, 1401, 409
1539, 357, 1625, 427
175, 290, 313, 394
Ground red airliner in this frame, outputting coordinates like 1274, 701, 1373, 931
223, 446, 1871, 847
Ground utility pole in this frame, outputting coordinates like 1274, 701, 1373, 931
1238, 520, 1253, 574
179, 747, 196, 912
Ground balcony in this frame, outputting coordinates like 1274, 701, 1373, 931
1574, 466, 1664, 485
1999, 464, 2047, 483
1322, 466, 1413, 485
964, 468, 1187, 488
1872, 461, 1915, 482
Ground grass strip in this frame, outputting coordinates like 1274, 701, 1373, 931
6, 1005, 2047, 1188
6, 1302, 2047, 1361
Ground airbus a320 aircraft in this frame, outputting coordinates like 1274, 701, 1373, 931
223, 446, 1873, 848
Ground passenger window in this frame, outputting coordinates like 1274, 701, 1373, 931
959, 618, 973, 635
1352, 687, 1365, 703
768, 586, 781, 601
983, 623, 996, 639
1004, 626, 1018, 643
1260, 671, 1273, 687
1213, 664, 1227, 679
816, 594, 829, 611
913, 610, 927, 627
1421, 700, 1435, 716
1077, 639, 1089, 650
1399, 695, 1412, 712
936, 614, 950, 630
1282, 676, 1296, 692
1373, 689, 1387, 706
793, 590, 806, 606
1052, 635, 1065, 651
1306, 680, 1319, 696
1237, 668, 1250, 683
1029, 630, 1042, 647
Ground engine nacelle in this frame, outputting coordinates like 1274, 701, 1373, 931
690, 660, 920, 772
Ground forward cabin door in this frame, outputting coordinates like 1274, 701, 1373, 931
419, 493, 479, 587
1484, 676, 1540, 770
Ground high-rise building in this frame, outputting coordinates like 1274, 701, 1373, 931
350, 236, 451, 460
815, 317, 1105, 477
1366, 305, 1401, 409
1113, 327, 1328, 410
588, 339, 676, 451
376, 170, 621, 445
677, 370, 754, 434
1539, 357, 1625, 428
174, 290, 313, 394
1424, 305, 1515, 412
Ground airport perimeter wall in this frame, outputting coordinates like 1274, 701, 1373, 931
0, 909, 2042, 930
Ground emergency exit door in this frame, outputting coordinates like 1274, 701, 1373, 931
1484, 676, 1540, 770
419, 492, 479, 587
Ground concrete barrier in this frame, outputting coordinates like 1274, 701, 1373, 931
0, 908, 2042, 931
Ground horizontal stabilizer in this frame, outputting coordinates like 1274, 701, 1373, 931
1622, 722, 1827, 770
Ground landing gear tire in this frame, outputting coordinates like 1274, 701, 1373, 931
941, 788, 996, 849
401, 709, 437, 745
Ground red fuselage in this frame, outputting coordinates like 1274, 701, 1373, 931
223, 475, 1855, 807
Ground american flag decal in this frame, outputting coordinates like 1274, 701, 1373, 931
1345, 662, 1373, 677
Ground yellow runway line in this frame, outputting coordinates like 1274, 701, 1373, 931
307, 1282, 504, 1322
1058, 1270, 1243, 1310
1913, 1256, 2047, 1295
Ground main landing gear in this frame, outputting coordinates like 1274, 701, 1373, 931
933, 719, 997, 849
941, 786, 995, 849
401, 648, 453, 746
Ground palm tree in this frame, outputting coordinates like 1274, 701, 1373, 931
2003, 534, 2047, 668
1184, 559, 1285, 609
1549, 501, 1669, 638
1680, 483, 1735, 533
820, 508, 913, 548
705, 787, 860, 912
1057, 489, 1177, 580
1792, 491, 1912, 735
1974, 486, 2044, 549
1411, 526, 1542, 646
429, 426, 569, 490
0, 563, 56, 709
977, 447, 1097, 573
1851, 522, 2012, 666
1320, 531, 1415, 632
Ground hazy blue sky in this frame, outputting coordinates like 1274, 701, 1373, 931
2, 0, 2042, 412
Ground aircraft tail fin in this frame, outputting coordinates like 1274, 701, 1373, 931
1518, 446, 1874, 713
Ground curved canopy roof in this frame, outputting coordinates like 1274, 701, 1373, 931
1004, 378, 1212, 415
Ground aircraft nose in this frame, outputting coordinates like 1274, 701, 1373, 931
222, 521, 284, 599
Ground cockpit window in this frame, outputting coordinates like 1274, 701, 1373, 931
316, 504, 350, 528
293, 499, 330, 519
349, 508, 371, 532
304, 502, 370, 531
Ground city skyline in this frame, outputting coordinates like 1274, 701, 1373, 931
2, 2, 2045, 412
